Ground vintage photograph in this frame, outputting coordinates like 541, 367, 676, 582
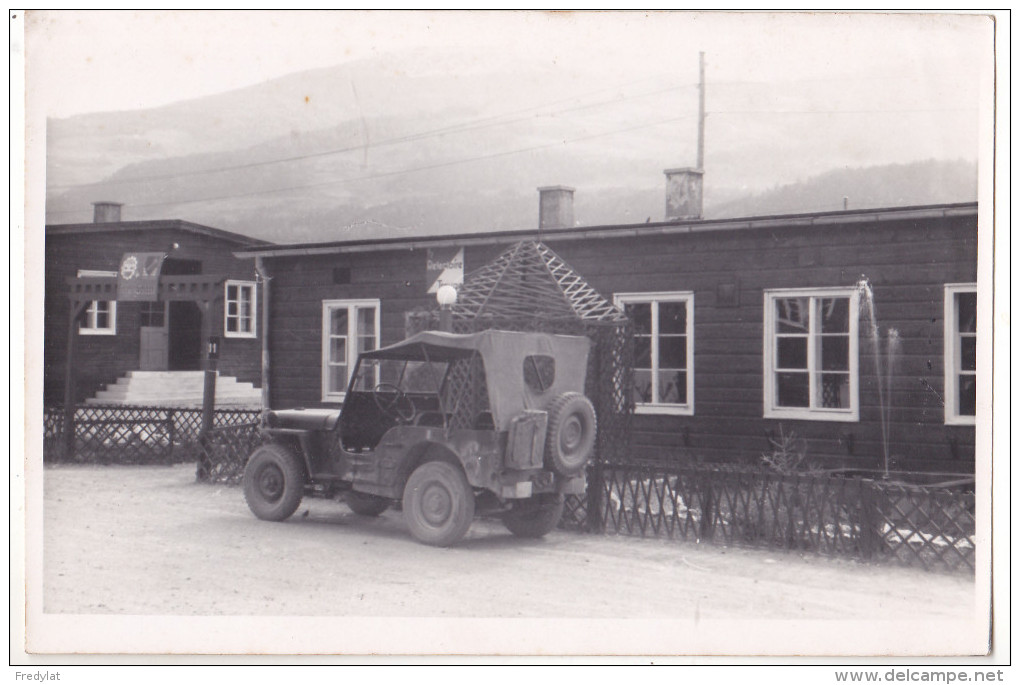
17, 10, 1000, 661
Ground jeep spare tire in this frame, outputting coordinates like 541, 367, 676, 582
243, 443, 305, 522
544, 392, 597, 476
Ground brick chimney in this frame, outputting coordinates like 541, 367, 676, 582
92, 201, 123, 223
538, 186, 575, 230
664, 168, 703, 221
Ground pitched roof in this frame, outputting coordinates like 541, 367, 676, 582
453, 241, 624, 323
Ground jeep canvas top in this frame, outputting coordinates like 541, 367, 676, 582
356, 329, 591, 431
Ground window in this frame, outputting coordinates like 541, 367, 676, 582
322, 299, 380, 402
77, 270, 117, 335
79, 300, 117, 335
615, 292, 693, 415
224, 280, 257, 338
140, 301, 165, 327
944, 284, 977, 425
764, 288, 859, 421
523, 355, 555, 394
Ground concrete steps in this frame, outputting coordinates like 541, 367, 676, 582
86, 370, 263, 407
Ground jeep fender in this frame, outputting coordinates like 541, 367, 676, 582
259, 427, 316, 479
393, 435, 500, 496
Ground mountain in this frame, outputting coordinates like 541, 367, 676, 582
44, 49, 979, 243
46, 49, 686, 241
706, 159, 978, 218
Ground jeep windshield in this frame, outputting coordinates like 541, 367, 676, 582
349, 357, 450, 395
347, 333, 484, 417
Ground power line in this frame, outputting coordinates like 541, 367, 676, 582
47, 113, 695, 213
708, 74, 924, 87
46, 74, 968, 192
48, 79, 695, 190
707, 107, 976, 115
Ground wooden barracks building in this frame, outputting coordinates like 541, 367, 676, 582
229, 172, 979, 474
44, 202, 269, 407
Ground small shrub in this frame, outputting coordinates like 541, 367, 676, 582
761, 425, 821, 475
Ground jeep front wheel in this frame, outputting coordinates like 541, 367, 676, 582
402, 461, 475, 547
502, 494, 564, 538
242, 443, 305, 521
346, 490, 390, 517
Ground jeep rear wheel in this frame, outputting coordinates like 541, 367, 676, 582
502, 494, 564, 538
402, 461, 475, 547
243, 443, 304, 522
545, 392, 597, 476
346, 490, 390, 517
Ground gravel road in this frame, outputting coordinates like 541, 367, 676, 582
41, 463, 976, 623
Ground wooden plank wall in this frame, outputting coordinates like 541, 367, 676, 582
44, 226, 262, 403
266, 249, 429, 407
265, 212, 978, 473
538, 215, 978, 472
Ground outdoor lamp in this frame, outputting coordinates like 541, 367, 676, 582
437, 284, 457, 332
436, 284, 458, 308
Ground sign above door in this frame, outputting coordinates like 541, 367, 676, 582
117, 252, 166, 301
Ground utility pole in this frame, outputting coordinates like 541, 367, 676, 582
663, 52, 708, 221
697, 51, 706, 172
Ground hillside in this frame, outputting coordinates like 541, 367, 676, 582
706, 159, 978, 218
44, 49, 979, 243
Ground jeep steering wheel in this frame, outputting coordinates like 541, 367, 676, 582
372, 383, 416, 422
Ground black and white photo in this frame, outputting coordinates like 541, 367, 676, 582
13, 9, 1005, 669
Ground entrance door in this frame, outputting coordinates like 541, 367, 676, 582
139, 301, 169, 370
168, 301, 203, 370
163, 258, 204, 371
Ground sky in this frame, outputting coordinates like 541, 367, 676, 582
20, 10, 996, 236
25, 11, 991, 121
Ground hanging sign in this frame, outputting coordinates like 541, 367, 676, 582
117, 252, 165, 301
426, 247, 464, 294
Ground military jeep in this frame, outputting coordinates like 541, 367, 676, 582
242, 329, 597, 547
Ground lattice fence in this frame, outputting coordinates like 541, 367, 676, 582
560, 486, 590, 532
195, 422, 266, 484
43, 405, 262, 465
864, 482, 976, 571
574, 463, 974, 573
42, 407, 64, 457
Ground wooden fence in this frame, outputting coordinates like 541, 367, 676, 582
43, 406, 975, 573
43, 404, 262, 466
562, 463, 975, 573
194, 422, 265, 484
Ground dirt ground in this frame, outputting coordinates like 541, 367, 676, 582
41, 464, 976, 620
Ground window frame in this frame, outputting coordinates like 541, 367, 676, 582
139, 301, 167, 328
76, 270, 117, 336
224, 279, 258, 339
763, 286, 860, 422
943, 283, 977, 426
614, 291, 694, 416
321, 299, 381, 403
79, 300, 117, 336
